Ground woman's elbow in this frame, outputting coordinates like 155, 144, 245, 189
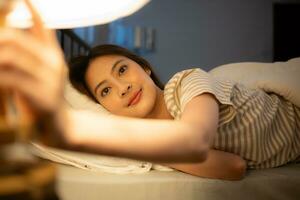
232, 159, 247, 180
190, 143, 210, 163
188, 136, 211, 163
192, 131, 213, 163
184, 122, 214, 163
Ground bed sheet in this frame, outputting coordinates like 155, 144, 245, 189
56, 162, 300, 200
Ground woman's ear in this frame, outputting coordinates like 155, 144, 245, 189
144, 67, 152, 76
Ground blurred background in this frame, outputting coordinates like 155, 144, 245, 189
59, 0, 300, 84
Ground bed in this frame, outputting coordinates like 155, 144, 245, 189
50, 30, 300, 200
56, 162, 300, 200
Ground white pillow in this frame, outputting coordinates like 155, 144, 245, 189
209, 57, 300, 107
63, 80, 110, 114
33, 80, 174, 173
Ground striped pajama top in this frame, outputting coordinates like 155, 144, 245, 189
164, 68, 300, 169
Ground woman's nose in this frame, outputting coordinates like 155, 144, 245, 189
120, 84, 132, 97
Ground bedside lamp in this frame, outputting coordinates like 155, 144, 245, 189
6, 0, 150, 28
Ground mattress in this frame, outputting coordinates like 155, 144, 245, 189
55, 162, 300, 200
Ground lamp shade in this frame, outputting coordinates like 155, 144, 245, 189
6, 0, 150, 29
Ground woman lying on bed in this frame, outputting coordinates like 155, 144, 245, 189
0, 0, 299, 181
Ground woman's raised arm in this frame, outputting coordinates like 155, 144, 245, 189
0, 0, 212, 165
62, 92, 219, 164
62, 108, 209, 163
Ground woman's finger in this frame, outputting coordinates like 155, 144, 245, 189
0, 70, 37, 96
0, 46, 45, 80
24, 0, 45, 37
0, 29, 65, 72
0, 71, 60, 113
24, 0, 54, 42
0, 28, 48, 57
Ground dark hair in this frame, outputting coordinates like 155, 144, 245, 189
68, 44, 164, 103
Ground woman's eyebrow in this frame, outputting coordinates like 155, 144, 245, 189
94, 59, 124, 94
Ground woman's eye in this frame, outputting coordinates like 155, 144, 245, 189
101, 87, 111, 97
119, 65, 127, 75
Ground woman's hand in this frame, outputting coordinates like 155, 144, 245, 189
159, 149, 247, 181
0, 0, 71, 146
0, 0, 67, 117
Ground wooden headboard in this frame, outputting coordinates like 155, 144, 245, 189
57, 29, 91, 60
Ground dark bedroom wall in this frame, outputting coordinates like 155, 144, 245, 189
92, 0, 297, 83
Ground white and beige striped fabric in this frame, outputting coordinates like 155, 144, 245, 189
164, 68, 300, 169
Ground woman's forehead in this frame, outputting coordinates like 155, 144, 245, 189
86, 55, 127, 83
88, 55, 125, 75
89, 55, 126, 68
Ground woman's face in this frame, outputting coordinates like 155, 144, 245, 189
85, 54, 159, 118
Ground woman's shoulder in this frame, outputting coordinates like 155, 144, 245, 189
164, 68, 208, 90
167, 68, 207, 80
163, 67, 235, 120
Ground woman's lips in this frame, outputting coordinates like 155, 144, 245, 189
128, 89, 142, 106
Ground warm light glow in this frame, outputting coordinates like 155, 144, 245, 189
7, 0, 150, 28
